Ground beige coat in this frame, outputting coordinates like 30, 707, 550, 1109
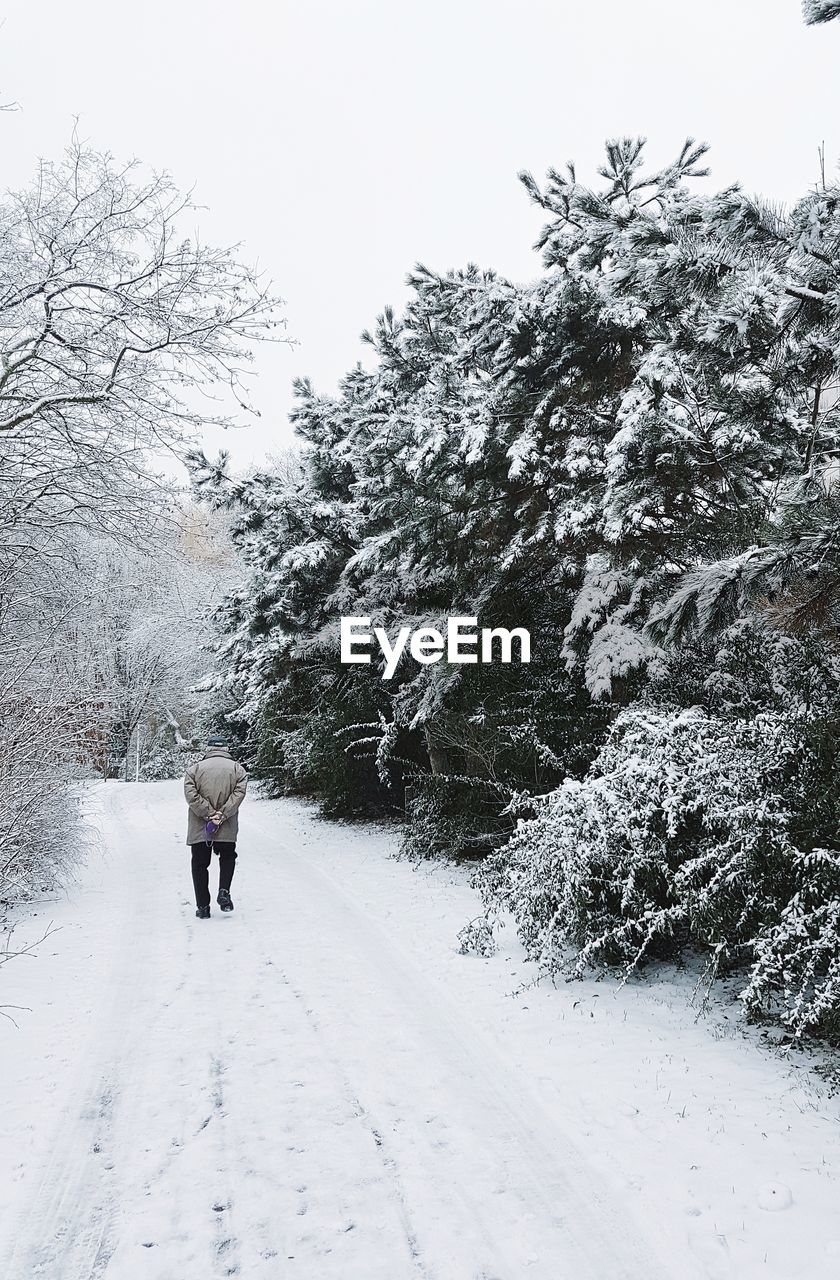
184, 748, 248, 845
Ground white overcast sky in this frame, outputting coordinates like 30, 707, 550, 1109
2, 0, 839, 468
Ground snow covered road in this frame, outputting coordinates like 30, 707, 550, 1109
1, 782, 839, 1280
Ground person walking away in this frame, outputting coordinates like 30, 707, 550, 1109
184, 736, 248, 918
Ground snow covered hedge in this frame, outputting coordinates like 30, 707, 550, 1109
476, 707, 840, 1039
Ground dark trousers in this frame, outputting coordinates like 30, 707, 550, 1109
191, 841, 237, 908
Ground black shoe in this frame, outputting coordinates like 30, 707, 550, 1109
196, 905, 211, 919
217, 889, 234, 912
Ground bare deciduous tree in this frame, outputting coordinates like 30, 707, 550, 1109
0, 137, 287, 909
0, 138, 286, 440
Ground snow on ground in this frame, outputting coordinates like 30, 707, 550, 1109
1, 782, 839, 1280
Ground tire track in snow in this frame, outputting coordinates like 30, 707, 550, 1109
0, 785, 149, 1280
1, 1057, 124, 1279
252, 822, 670, 1280
1, 782, 671, 1280
207, 1054, 243, 1278
272, 964, 435, 1279
0, 784, 227, 1280
199, 893, 435, 1277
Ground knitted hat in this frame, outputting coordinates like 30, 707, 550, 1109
206, 734, 229, 748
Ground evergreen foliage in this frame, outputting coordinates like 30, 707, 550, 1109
195, 136, 840, 1036
475, 704, 840, 1039
803, 0, 840, 24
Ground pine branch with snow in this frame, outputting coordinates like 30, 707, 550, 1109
803, 0, 840, 24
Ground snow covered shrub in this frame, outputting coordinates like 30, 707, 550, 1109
275, 725, 318, 791
308, 714, 405, 818
479, 706, 840, 1037
458, 915, 498, 956
742, 846, 840, 1040
481, 706, 794, 968
251, 683, 405, 817
0, 555, 92, 904
401, 776, 513, 861
138, 731, 194, 781
0, 694, 80, 905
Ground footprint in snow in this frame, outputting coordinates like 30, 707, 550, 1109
688, 1229, 730, 1277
